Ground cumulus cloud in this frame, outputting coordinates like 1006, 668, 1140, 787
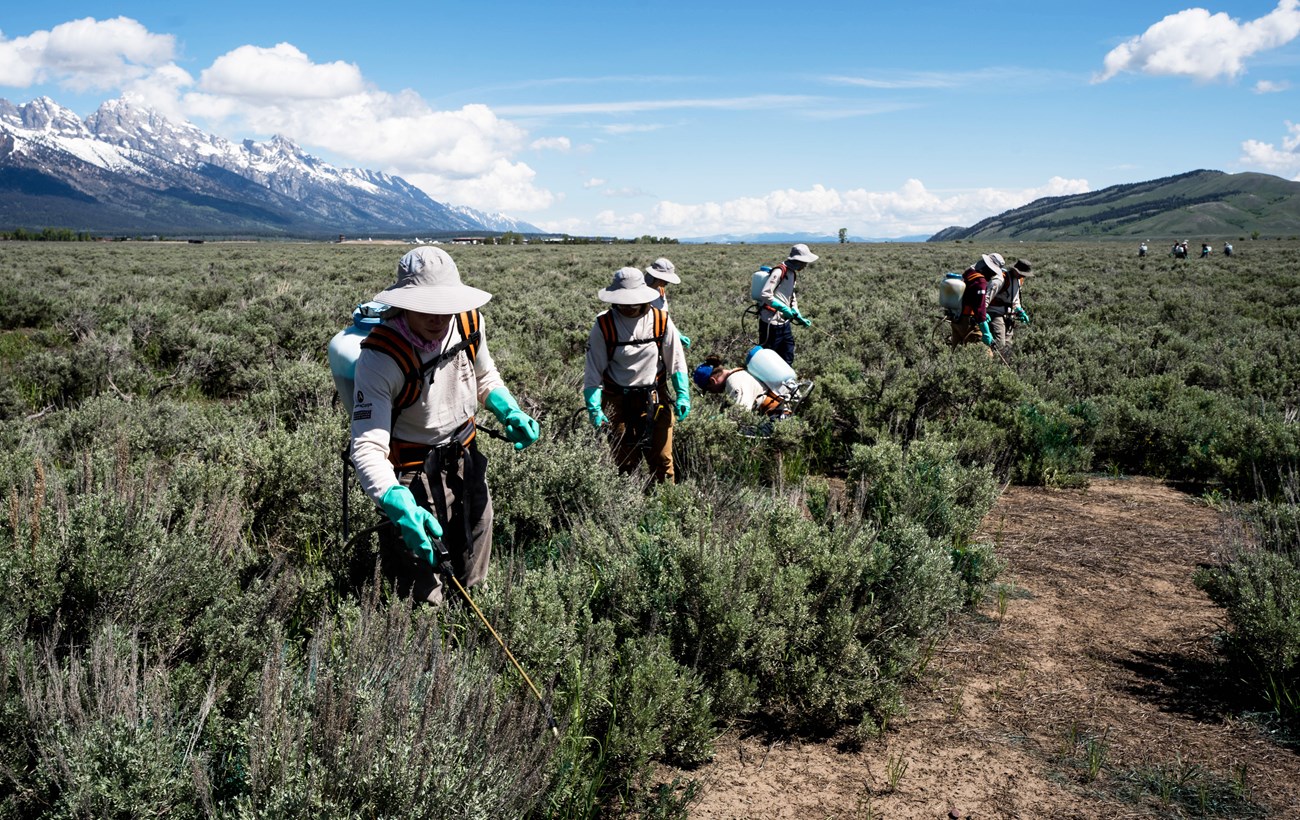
538, 177, 1090, 238
1095, 0, 1300, 82
1255, 79, 1291, 92
529, 136, 571, 151
0, 17, 176, 91
199, 43, 366, 100
1240, 121, 1300, 176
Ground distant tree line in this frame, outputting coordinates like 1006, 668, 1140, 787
0, 227, 96, 241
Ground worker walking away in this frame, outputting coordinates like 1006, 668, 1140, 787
756, 243, 818, 366
986, 258, 1033, 349
583, 267, 690, 483
645, 256, 692, 352
350, 246, 539, 604
952, 252, 1002, 355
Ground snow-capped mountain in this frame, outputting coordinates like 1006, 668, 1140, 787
0, 96, 541, 237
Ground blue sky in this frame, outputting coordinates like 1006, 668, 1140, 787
3, 1, 1300, 237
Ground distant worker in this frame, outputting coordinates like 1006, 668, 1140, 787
952, 252, 1003, 355
986, 258, 1033, 349
1224, 242, 1234, 257
1138, 241, 1148, 258
350, 246, 540, 605
583, 267, 690, 483
645, 257, 692, 350
1172, 241, 1188, 259
1201, 243, 1212, 258
756, 243, 818, 366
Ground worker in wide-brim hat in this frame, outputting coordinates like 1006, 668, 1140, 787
350, 245, 539, 604
986, 258, 1034, 350
756, 243, 818, 366
583, 266, 690, 484
951, 252, 1005, 355
645, 256, 693, 352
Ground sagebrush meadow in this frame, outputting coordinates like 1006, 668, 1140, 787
0, 239, 1297, 817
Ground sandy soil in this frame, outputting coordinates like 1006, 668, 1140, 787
663, 477, 1299, 818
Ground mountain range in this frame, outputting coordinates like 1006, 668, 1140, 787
927, 169, 1300, 242
0, 96, 541, 237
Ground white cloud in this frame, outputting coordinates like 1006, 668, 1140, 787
0, 17, 176, 91
539, 177, 1090, 238
1240, 121, 1300, 175
529, 136, 571, 151
583, 178, 607, 188
1095, 0, 1300, 82
495, 94, 816, 117
199, 43, 366, 100
407, 158, 554, 213
1254, 79, 1291, 92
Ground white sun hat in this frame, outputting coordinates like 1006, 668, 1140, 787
599, 267, 661, 304
786, 243, 819, 264
645, 257, 681, 284
980, 253, 1006, 274
373, 246, 492, 314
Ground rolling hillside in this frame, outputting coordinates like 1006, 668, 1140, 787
928, 170, 1300, 242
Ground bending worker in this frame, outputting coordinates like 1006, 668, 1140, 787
986, 258, 1033, 349
952, 252, 1003, 354
350, 246, 539, 604
756, 243, 818, 365
583, 266, 691, 483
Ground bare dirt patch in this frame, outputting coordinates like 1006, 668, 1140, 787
667, 477, 1299, 818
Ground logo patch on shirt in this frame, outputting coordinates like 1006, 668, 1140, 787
352, 409, 372, 421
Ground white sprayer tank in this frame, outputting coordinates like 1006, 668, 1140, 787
745, 346, 798, 399
939, 272, 965, 317
327, 301, 387, 413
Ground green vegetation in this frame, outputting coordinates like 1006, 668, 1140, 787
0, 239, 1297, 815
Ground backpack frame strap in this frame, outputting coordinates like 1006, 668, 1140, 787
361, 325, 424, 411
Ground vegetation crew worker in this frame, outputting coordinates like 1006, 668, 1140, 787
583, 267, 691, 483
952, 252, 1003, 355
756, 243, 818, 365
985, 258, 1033, 349
350, 246, 539, 604
645, 257, 692, 351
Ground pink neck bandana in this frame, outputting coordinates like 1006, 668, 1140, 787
391, 315, 444, 355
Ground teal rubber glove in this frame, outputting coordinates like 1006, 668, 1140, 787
678, 332, 692, 349
794, 311, 812, 328
485, 387, 539, 450
771, 301, 799, 320
583, 387, 609, 429
1014, 307, 1030, 325
380, 485, 442, 567
670, 371, 691, 421
978, 320, 994, 347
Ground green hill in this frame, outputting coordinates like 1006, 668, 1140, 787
927, 169, 1300, 241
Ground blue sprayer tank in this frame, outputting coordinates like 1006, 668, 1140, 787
745, 345, 798, 398
939, 272, 965, 318
328, 301, 388, 413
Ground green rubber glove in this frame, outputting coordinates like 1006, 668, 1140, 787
678, 332, 692, 349
1014, 307, 1030, 325
380, 485, 443, 567
794, 311, 812, 327
583, 387, 609, 429
485, 387, 539, 450
771, 301, 799, 320
670, 371, 691, 421
978, 320, 994, 347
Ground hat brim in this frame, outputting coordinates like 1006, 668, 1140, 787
647, 269, 681, 285
787, 250, 819, 264
981, 254, 1005, 274
1013, 268, 1034, 278
599, 284, 661, 304
373, 283, 492, 314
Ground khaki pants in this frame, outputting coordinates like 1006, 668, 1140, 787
951, 319, 994, 358
989, 314, 1015, 348
378, 442, 493, 605
604, 386, 674, 483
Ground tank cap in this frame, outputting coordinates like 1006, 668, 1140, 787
353, 301, 388, 327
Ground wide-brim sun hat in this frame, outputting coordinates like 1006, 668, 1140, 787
1012, 258, 1034, 277
646, 257, 681, 284
980, 253, 1006, 274
786, 243, 819, 264
599, 266, 661, 304
374, 246, 492, 314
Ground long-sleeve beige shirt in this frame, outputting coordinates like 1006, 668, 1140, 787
350, 319, 504, 502
583, 309, 686, 391
758, 264, 797, 325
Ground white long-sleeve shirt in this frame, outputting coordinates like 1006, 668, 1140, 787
758, 264, 797, 325
350, 319, 504, 502
583, 309, 686, 391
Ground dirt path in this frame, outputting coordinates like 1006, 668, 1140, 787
671, 477, 1300, 818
